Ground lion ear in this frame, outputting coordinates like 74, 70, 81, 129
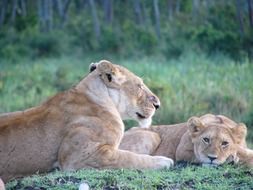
231, 123, 247, 144
188, 117, 206, 137
89, 62, 98, 73
97, 60, 126, 87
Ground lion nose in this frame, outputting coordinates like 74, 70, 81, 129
207, 155, 217, 162
149, 95, 160, 110
154, 104, 160, 110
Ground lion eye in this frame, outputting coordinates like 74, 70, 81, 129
221, 141, 229, 146
106, 73, 112, 82
203, 137, 210, 143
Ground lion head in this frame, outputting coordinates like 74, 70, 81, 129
89, 60, 160, 128
188, 116, 247, 166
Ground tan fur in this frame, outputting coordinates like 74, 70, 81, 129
120, 114, 253, 166
0, 60, 173, 182
236, 146, 253, 167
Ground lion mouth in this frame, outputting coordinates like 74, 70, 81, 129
136, 112, 146, 119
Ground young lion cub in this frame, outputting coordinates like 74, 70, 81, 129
120, 114, 253, 166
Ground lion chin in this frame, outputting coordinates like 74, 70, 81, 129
0, 60, 174, 183
120, 114, 253, 168
138, 117, 152, 128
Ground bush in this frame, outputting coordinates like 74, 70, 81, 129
99, 26, 122, 53
0, 44, 29, 62
191, 24, 244, 60
0, 29, 29, 62
0, 27, 67, 60
27, 32, 64, 58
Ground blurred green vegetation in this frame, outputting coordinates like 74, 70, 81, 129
0, 1, 253, 62
1, 53, 253, 144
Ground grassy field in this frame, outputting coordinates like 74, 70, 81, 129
5, 164, 253, 190
1, 53, 253, 138
1, 53, 253, 189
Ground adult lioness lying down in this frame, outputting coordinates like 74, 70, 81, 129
120, 114, 253, 166
0, 60, 173, 182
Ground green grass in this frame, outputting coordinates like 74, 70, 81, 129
1, 53, 253, 141
1, 53, 253, 189
6, 164, 253, 190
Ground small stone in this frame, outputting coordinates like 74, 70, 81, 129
0, 178, 5, 190
79, 182, 90, 190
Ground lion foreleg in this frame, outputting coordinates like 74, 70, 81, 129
237, 147, 253, 167
57, 128, 173, 170
97, 146, 174, 169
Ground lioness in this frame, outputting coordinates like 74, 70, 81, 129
120, 114, 253, 166
0, 60, 173, 182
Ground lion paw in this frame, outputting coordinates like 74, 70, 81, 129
153, 156, 174, 169
226, 154, 239, 164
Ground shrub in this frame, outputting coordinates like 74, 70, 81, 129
27, 32, 63, 57
99, 26, 122, 53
